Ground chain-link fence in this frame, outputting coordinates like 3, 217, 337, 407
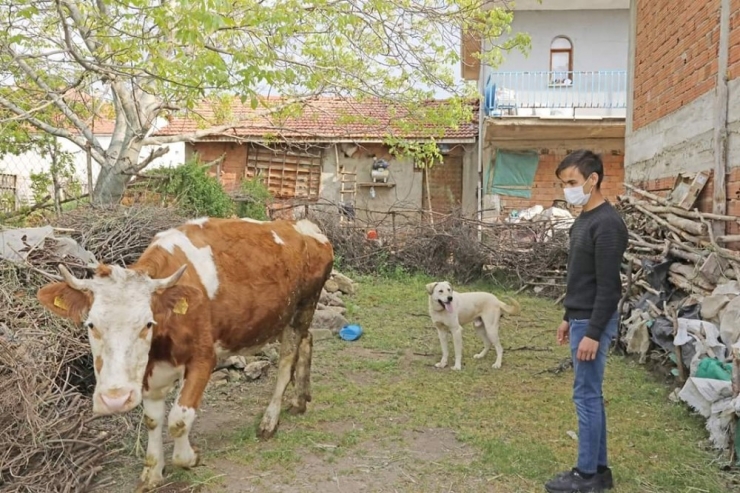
0, 138, 186, 214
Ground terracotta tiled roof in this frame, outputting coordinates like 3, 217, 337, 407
154, 97, 479, 142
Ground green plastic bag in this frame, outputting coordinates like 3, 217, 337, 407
695, 357, 733, 382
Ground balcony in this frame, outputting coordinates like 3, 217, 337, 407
483, 70, 628, 118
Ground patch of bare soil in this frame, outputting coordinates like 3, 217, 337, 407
200, 427, 478, 493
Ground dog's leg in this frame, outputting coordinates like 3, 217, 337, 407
434, 328, 449, 369
483, 314, 504, 369
473, 323, 491, 360
450, 326, 463, 371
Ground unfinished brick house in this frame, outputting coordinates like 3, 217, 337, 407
626, 0, 740, 238
466, 0, 629, 220
154, 98, 479, 223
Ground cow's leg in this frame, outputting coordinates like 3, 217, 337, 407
258, 326, 299, 439
168, 358, 214, 468
288, 330, 313, 415
288, 298, 319, 415
136, 396, 167, 492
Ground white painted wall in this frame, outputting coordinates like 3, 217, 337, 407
0, 136, 185, 207
482, 8, 629, 118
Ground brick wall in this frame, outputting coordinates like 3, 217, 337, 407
633, 168, 740, 237
496, 150, 625, 213
187, 141, 246, 191
730, 0, 740, 79
424, 153, 464, 214
632, 0, 720, 131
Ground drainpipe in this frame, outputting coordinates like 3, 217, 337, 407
713, 0, 730, 238
476, 51, 486, 241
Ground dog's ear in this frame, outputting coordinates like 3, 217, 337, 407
425, 282, 438, 295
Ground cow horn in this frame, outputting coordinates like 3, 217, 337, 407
152, 264, 188, 290
58, 264, 91, 291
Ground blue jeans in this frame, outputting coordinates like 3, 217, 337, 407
569, 312, 618, 475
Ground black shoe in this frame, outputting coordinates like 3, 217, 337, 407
597, 467, 614, 490
545, 468, 605, 492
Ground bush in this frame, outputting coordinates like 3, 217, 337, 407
236, 177, 272, 220
153, 158, 234, 217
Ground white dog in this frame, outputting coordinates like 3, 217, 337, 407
426, 281, 521, 370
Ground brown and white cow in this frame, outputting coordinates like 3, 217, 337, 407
37, 216, 333, 491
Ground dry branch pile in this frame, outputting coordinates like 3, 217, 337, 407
310, 206, 571, 293
0, 205, 187, 492
616, 186, 740, 458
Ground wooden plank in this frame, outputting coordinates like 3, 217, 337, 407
713, 0, 731, 237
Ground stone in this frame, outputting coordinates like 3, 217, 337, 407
310, 309, 349, 334
309, 328, 334, 341
331, 271, 355, 295
324, 279, 340, 293
227, 369, 242, 382
227, 355, 247, 369
326, 292, 345, 308
211, 369, 229, 381
327, 305, 347, 316
316, 302, 327, 311
319, 288, 331, 304
244, 360, 271, 380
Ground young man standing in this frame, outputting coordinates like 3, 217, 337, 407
545, 150, 628, 493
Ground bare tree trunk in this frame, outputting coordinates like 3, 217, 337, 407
92, 143, 143, 204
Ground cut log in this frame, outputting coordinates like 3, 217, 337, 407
667, 271, 712, 296
665, 213, 708, 236
669, 263, 716, 291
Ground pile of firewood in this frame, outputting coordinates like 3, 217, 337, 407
616, 184, 740, 460
618, 184, 740, 298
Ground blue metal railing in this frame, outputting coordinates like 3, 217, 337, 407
483, 70, 628, 116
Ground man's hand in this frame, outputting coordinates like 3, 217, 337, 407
576, 337, 599, 361
557, 320, 569, 345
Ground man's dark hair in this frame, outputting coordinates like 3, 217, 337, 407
555, 149, 604, 189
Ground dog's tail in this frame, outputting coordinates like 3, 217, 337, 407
500, 297, 521, 316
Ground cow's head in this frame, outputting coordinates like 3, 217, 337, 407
37, 263, 201, 415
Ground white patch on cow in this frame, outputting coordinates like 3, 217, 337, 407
145, 362, 184, 400
168, 404, 196, 432
141, 396, 166, 486
86, 266, 155, 415
272, 231, 285, 245
293, 219, 328, 244
168, 403, 198, 467
153, 228, 220, 299
241, 217, 266, 224
187, 217, 209, 227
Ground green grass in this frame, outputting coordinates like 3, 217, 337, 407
105, 273, 739, 492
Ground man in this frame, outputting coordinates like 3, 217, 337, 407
545, 150, 628, 493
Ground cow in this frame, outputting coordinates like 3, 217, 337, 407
36, 216, 334, 491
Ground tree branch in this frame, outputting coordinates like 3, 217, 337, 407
133, 146, 169, 173
0, 94, 106, 163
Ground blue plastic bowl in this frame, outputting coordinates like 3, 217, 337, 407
339, 324, 363, 341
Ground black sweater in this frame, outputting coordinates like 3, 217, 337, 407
563, 201, 629, 340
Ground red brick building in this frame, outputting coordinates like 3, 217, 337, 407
626, 0, 740, 236
154, 98, 479, 223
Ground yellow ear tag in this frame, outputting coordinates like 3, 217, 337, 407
173, 298, 188, 315
53, 296, 68, 311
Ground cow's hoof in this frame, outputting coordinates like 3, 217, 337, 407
173, 446, 200, 469
287, 400, 307, 415
134, 479, 161, 493
256, 424, 277, 441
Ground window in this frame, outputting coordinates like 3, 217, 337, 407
0, 173, 17, 213
550, 36, 573, 86
245, 145, 322, 200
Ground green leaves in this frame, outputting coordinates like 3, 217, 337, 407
0, 0, 530, 199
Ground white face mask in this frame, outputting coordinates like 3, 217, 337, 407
563, 176, 595, 207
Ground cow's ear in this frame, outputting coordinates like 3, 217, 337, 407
37, 282, 92, 325
152, 284, 203, 318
